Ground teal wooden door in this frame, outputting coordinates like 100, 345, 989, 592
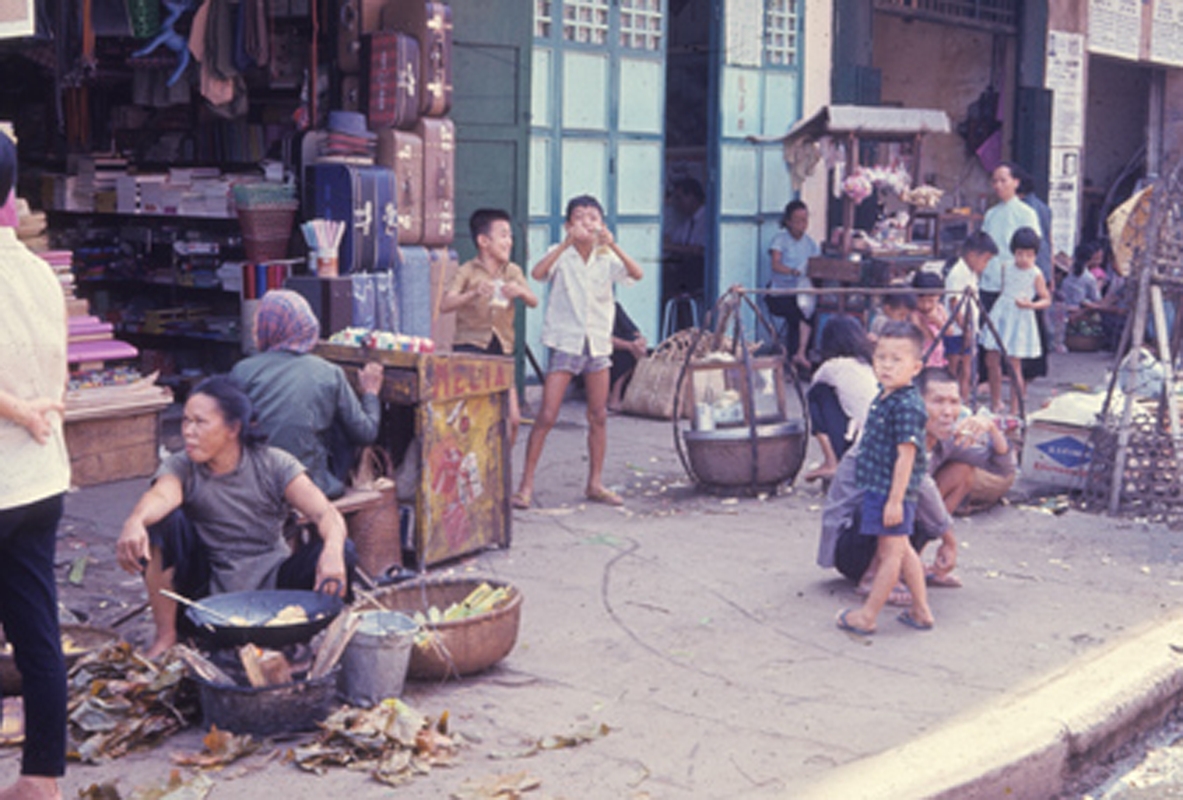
451, 0, 534, 387
527, 0, 668, 352
708, 0, 805, 312
451, 1, 533, 265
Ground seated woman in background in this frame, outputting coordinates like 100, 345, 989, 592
1059, 241, 1104, 343
116, 376, 356, 659
231, 289, 383, 499
802, 316, 878, 482
608, 302, 648, 412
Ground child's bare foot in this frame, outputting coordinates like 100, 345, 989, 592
803, 462, 837, 482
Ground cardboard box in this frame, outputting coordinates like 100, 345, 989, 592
1021, 392, 1106, 490
1022, 418, 1094, 490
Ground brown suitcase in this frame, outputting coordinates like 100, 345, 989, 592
361, 31, 420, 131
337, 0, 391, 74
384, 1, 452, 117
416, 117, 455, 246
376, 129, 424, 245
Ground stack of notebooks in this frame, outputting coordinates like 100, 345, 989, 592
40, 249, 139, 370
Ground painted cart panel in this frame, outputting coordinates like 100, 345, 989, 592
314, 344, 512, 566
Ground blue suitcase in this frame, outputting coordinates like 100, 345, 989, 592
396, 246, 433, 338
396, 246, 456, 344
303, 164, 399, 274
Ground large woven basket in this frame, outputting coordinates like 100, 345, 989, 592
374, 576, 522, 680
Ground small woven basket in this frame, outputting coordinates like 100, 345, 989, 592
238, 203, 297, 262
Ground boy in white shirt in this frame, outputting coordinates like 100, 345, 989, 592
512, 195, 644, 509
943, 231, 999, 400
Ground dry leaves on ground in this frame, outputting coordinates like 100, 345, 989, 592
451, 769, 542, 799
291, 698, 456, 787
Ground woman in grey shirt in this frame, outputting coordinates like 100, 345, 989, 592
116, 376, 354, 659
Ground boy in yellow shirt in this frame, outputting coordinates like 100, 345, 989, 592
440, 209, 539, 446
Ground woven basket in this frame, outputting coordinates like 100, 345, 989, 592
1065, 333, 1102, 352
620, 328, 731, 420
238, 203, 297, 262
375, 576, 522, 680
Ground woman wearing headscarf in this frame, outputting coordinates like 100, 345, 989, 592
231, 289, 384, 498
0, 129, 70, 800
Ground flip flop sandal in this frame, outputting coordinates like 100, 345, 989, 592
836, 608, 874, 636
511, 492, 532, 510
897, 610, 934, 631
926, 571, 964, 588
855, 582, 913, 607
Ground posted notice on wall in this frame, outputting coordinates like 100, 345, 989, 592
1151, 0, 1183, 66
1046, 31, 1085, 148
1049, 147, 1081, 258
724, 0, 762, 67
1089, 0, 1142, 60
0, 0, 33, 39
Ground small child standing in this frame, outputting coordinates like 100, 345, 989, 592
512, 195, 644, 509
440, 208, 539, 447
982, 227, 1051, 413
836, 321, 933, 635
910, 271, 948, 368
943, 231, 999, 399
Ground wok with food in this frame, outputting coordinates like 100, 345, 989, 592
185, 584, 344, 648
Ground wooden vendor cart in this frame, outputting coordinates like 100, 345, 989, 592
315, 344, 512, 568
757, 105, 964, 327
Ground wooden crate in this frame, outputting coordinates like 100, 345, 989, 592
64, 410, 160, 486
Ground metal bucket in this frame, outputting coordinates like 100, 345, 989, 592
339, 610, 417, 707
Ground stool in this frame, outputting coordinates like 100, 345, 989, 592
662, 293, 701, 340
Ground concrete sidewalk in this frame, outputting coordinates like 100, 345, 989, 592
17, 348, 1183, 799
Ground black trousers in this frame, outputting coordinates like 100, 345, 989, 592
807, 383, 854, 462
0, 494, 67, 777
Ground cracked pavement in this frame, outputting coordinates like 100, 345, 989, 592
12, 349, 1183, 799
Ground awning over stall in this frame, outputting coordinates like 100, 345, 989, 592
780, 104, 951, 144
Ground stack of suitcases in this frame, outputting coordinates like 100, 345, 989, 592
298, 0, 458, 347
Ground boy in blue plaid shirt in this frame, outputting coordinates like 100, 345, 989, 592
837, 321, 934, 635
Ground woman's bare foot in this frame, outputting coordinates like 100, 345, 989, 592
143, 634, 177, 661
0, 776, 61, 800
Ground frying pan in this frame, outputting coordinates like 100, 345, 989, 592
185, 582, 344, 649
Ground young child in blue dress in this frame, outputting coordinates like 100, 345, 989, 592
982, 227, 1051, 414
835, 321, 933, 636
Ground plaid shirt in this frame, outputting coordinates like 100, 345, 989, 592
855, 384, 928, 501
